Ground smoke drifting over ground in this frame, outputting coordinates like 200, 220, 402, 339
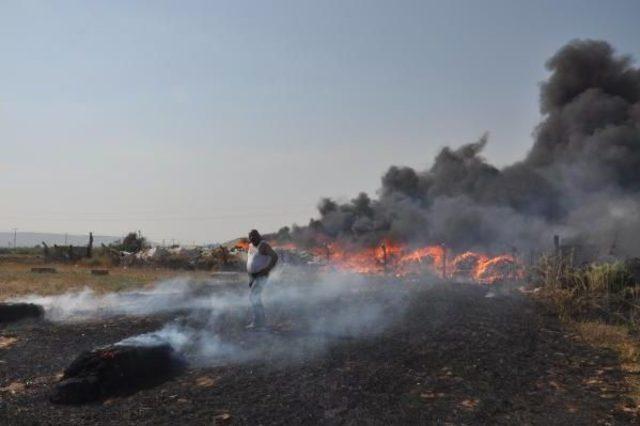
16, 269, 410, 366
289, 40, 640, 256
15, 279, 229, 322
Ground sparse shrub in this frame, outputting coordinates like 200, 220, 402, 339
79, 256, 109, 268
110, 232, 148, 253
0, 246, 42, 256
162, 254, 195, 270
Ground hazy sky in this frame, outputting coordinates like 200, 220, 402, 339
2, 0, 639, 244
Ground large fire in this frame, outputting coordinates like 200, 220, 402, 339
270, 240, 524, 284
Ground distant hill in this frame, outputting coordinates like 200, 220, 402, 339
0, 232, 120, 248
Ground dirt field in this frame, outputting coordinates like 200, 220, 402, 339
1, 272, 639, 425
0, 262, 204, 299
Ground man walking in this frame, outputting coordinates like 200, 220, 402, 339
246, 229, 278, 329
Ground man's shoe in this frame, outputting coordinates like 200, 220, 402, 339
246, 323, 268, 331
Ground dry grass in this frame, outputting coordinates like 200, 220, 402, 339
572, 320, 640, 407
533, 255, 640, 410
0, 262, 209, 300
573, 321, 639, 363
534, 255, 640, 324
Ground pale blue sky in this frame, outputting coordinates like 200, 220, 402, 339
1, 0, 639, 244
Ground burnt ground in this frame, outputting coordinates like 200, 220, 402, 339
1, 280, 638, 425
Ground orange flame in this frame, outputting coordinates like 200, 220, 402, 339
272, 239, 523, 284
471, 254, 523, 283
234, 240, 250, 251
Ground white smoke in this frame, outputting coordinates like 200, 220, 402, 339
13, 266, 412, 366
117, 323, 245, 365
12, 277, 246, 322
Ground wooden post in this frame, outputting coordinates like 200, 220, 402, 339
553, 235, 560, 257
441, 244, 447, 279
381, 242, 388, 274
220, 246, 229, 266
87, 232, 94, 258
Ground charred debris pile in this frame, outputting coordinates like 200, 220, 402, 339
50, 344, 184, 405
0, 303, 43, 324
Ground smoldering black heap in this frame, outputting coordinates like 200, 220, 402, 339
285, 40, 640, 256
50, 344, 183, 404
0, 303, 44, 324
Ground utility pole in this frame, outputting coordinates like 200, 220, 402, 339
12, 228, 17, 249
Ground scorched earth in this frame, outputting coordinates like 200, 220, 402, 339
0, 269, 637, 425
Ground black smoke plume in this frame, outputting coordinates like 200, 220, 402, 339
283, 40, 640, 256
